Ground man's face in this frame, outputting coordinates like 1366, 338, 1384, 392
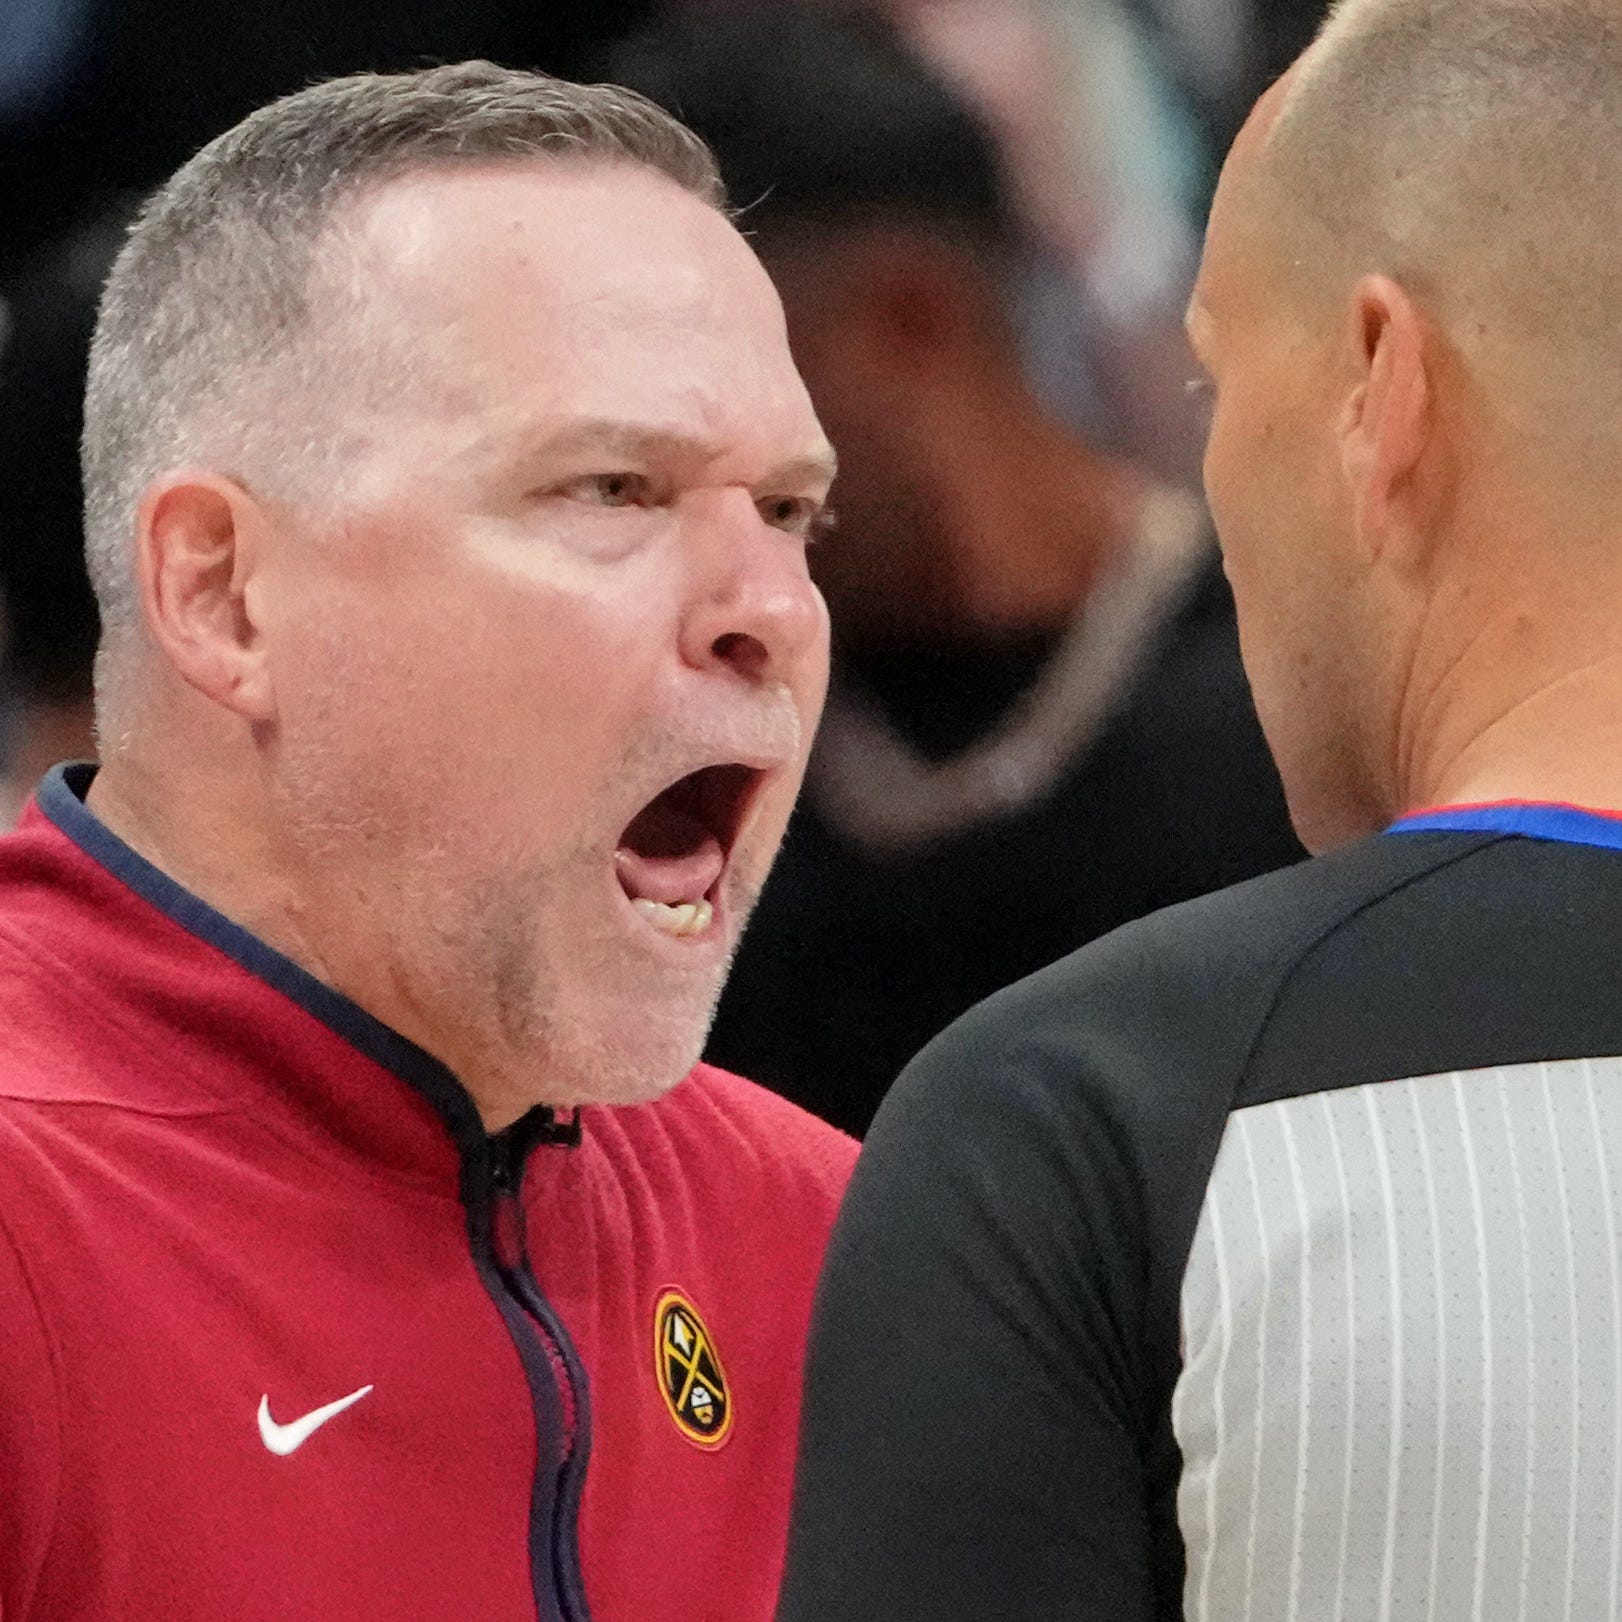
1187, 96, 1375, 852
259, 162, 833, 1114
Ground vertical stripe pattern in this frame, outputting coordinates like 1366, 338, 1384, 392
1175, 1057, 1622, 1621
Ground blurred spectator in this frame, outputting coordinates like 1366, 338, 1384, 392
0, 0, 94, 125
1115, 0, 1253, 141
0, 207, 118, 823
0, 0, 653, 278
1248, 0, 1328, 99
616, 5, 1303, 1136
891, 0, 1211, 476
887, 0, 1325, 478
1053, 0, 1325, 148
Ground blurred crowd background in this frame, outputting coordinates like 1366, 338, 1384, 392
0, 0, 1323, 1133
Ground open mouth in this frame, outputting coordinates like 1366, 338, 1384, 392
614, 763, 762, 939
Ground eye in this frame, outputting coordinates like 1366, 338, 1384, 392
759, 495, 834, 541
562, 472, 654, 508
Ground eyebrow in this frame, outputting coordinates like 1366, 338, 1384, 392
535, 419, 839, 491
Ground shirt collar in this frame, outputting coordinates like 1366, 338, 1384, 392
22, 763, 578, 1192
1387, 798, 1622, 851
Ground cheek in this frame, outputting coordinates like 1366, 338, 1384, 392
1202, 402, 1264, 594
421, 603, 665, 839
277, 581, 652, 835
1201, 395, 1317, 713
1203, 380, 1313, 594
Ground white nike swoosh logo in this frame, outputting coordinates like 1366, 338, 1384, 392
257, 1384, 374, 1456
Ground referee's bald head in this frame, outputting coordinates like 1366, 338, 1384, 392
1267, 0, 1622, 464
1189, 0, 1622, 853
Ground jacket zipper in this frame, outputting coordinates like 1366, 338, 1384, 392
472, 1126, 594, 1622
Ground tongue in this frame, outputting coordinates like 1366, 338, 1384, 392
616, 840, 724, 906
615, 800, 726, 906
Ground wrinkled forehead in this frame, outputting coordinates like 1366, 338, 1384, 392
344, 160, 819, 454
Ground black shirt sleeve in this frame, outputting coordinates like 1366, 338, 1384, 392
776, 990, 1184, 1622
775, 836, 1469, 1622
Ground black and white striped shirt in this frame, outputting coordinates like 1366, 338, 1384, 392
777, 809, 1622, 1621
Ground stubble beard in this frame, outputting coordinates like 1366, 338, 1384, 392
437, 848, 771, 1112
271, 714, 789, 1113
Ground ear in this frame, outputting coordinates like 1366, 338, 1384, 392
134, 471, 278, 723
1336, 274, 1433, 565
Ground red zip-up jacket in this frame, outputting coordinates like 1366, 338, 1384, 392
0, 766, 856, 1621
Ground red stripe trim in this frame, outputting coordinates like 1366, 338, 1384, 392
1399, 797, 1622, 825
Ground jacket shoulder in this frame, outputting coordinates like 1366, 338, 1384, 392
668, 1063, 858, 1193
942, 831, 1490, 1079
582, 1064, 857, 1236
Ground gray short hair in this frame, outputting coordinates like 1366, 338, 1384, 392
1261, 0, 1622, 460
81, 60, 726, 644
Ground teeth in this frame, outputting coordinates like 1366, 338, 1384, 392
630, 897, 714, 938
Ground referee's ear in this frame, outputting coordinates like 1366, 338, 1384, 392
1336, 272, 1438, 574
133, 469, 278, 725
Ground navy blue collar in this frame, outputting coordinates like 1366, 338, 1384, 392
37, 762, 580, 1165
1387, 799, 1622, 851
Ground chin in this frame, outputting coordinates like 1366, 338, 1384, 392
525, 997, 715, 1110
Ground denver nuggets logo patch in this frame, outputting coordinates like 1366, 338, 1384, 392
654, 1289, 733, 1448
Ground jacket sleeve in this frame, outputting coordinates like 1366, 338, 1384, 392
775, 999, 1173, 1622
0, 1194, 61, 1620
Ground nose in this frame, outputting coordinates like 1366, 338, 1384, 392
678, 487, 829, 685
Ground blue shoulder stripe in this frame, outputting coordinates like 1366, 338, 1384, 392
1387, 801, 1622, 851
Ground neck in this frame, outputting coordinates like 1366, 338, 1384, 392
87, 727, 530, 1133
89, 733, 339, 976
1393, 563, 1622, 817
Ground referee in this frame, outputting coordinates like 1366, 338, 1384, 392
776, 2, 1622, 1619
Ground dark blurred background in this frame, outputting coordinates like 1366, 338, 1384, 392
1, 0, 1323, 277
0, 0, 1322, 1131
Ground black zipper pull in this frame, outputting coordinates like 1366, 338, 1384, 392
489, 1131, 520, 1198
